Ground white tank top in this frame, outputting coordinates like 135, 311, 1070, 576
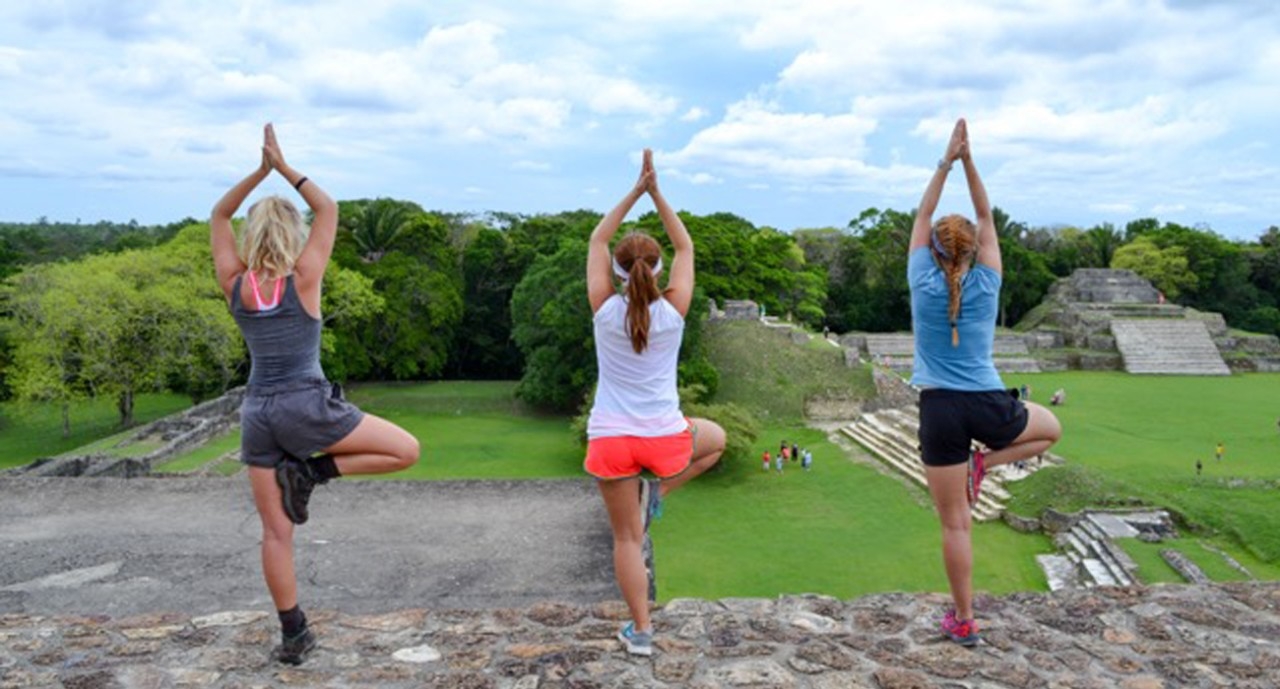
587, 294, 687, 439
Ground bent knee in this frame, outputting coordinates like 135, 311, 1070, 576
395, 435, 421, 470
694, 419, 727, 453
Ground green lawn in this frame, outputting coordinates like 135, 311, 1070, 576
1005, 371, 1280, 563
0, 393, 192, 469
343, 381, 583, 480
653, 424, 1053, 600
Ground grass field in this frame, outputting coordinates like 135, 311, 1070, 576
1005, 371, 1280, 565
0, 393, 191, 469
653, 423, 1053, 599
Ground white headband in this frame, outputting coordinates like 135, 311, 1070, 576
612, 256, 663, 282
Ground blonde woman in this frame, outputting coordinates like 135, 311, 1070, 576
908, 118, 1061, 646
210, 124, 419, 665
585, 150, 726, 656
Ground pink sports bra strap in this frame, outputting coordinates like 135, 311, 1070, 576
246, 271, 284, 311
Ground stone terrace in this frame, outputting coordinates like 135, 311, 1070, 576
1, 583, 1278, 688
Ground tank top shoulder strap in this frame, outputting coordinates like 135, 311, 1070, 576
229, 273, 245, 311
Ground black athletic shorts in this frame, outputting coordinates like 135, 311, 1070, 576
917, 388, 1029, 467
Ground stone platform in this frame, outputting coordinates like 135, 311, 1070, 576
1, 583, 1277, 688
0, 477, 614, 616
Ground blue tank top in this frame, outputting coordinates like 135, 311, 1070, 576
230, 274, 325, 389
907, 247, 1005, 391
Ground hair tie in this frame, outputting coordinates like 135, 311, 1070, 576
612, 256, 663, 282
930, 227, 951, 259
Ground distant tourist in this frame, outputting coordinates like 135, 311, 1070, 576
802, 449, 813, 471
583, 149, 726, 658
791, 442, 800, 462
906, 118, 1062, 648
776, 452, 785, 473
1050, 388, 1065, 406
823, 325, 831, 340
1215, 441, 1225, 462
762, 450, 771, 472
211, 124, 420, 666
781, 445, 791, 462
1196, 458, 1202, 476
1019, 383, 1030, 401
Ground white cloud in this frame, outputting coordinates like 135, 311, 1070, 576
680, 107, 708, 122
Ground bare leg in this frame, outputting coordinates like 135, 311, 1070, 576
657, 418, 726, 497
323, 413, 420, 476
248, 466, 297, 610
924, 463, 974, 620
599, 478, 651, 630
982, 403, 1061, 469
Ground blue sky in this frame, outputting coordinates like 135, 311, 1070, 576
1, 1, 1277, 240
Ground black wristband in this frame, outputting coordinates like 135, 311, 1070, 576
293, 176, 309, 191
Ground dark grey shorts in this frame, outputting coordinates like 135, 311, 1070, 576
240, 379, 365, 468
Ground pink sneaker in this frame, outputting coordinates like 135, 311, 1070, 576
941, 610, 981, 647
967, 450, 987, 506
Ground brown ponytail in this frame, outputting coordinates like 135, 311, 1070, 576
932, 215, 978, 347
614, 233, 663, 354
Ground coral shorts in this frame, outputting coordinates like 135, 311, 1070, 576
584, 421, 695, 480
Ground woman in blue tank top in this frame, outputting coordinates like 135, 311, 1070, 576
210, 124, 420, 665
908, 119, 1062, 647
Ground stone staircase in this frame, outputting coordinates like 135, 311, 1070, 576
1111, 319, 1231, 375
1038, 511, 1174, 590
840, 407, 1009, 521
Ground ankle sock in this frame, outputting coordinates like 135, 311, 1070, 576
278, 606, 307, 637
310, 454, 341, 481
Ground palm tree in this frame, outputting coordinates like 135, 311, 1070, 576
340, 199, 421, 263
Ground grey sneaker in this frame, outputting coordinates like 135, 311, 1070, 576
617, 622, 653, 656
276, 457, 317, 525
273, 627, 317, 665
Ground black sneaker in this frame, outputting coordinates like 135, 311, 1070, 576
273, 627, 317, 665
276, 457, 317, 525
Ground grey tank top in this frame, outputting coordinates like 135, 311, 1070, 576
230, 274, 325, 389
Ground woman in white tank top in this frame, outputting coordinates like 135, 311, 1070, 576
584, 150, 727, 657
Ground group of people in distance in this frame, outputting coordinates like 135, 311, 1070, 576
762, 441, 813, 473
210, 118, 1060, 664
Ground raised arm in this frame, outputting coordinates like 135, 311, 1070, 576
646, 154, 694, 317
587, 151, 651, 313
210, 153, 267, 300
262, 124, 338, 292
910, 119, 969, 252
961, 136, 1001, 274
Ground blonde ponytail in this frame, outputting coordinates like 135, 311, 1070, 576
242, 196, 307, 279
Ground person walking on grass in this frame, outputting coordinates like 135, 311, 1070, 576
211, 124, 420, 666
1215, 441, 1224, 462
907, 118, 1062, 647
762, 450, 771, 472
584, 149, 727, 657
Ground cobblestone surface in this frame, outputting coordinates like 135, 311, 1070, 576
1, 583, 1276, 688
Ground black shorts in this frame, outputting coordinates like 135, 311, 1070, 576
917, 388, 1029, 467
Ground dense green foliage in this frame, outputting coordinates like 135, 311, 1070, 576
1, 204, 1277, 416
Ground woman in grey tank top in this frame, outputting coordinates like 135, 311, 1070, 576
211, 124, 421, 666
